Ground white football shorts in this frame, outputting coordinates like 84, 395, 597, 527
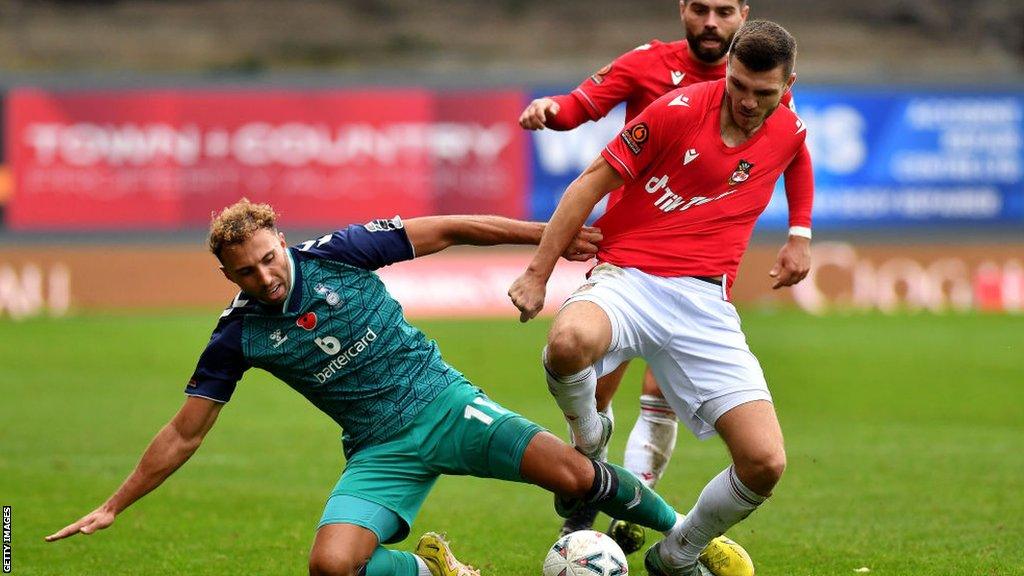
562, 263, 772, 439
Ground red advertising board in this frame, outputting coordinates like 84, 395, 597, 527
7, 89, 527, 230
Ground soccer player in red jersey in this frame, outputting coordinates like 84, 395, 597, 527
519, 0, 813, 543
510, 21, 809, 576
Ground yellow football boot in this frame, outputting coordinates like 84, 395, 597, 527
698, 535, 755, 576
414, 532, 481, 576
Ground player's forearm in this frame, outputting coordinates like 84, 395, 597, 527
783, 144, 814, 230
545, 94, 592, 130
444, 216, 546, 247
526, 180, 604, 280
102, 423, 203, 515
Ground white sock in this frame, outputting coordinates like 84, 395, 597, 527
414, 554, 432, 576
599, 403, 614, 461
565, 403, 614, 460
624, 394, 678, 488
661, 466, 766, 568
543, 346, 601, 450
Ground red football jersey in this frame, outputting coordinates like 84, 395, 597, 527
597, 79, 809, 289
565, 39, 800, 212
572, 39, 728, 124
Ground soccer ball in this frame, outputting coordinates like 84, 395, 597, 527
543, 530, 628, 576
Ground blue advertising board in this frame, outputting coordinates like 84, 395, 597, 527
527, 87, 1024, 230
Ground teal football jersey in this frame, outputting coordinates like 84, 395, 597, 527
188, 219, 468, 456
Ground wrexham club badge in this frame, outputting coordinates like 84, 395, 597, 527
728, 159, 754, 186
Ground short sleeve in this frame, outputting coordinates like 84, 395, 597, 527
601, 88, 688, 182
186, 308, 250, 403
296, 216, 415, 270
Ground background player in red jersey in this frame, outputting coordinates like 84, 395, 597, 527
510, 21, 808, 576
518, 0, 813, 543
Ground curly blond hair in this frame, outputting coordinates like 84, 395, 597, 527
208, 198, 279, 258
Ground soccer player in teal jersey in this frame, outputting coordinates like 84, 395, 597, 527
46, 199, 683, 576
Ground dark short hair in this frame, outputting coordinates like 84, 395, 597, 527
683, 0, 747, 5
728, 20, 797, 78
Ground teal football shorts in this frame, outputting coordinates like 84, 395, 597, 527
318, 381, 544, 543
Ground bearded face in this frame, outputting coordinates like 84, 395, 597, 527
680, 0, 748, 63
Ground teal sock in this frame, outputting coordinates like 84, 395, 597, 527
591, 461, 677, 532
364, 547, 419, 576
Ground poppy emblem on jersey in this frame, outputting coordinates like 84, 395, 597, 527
296, 312, 318, 331
620, 123, 649, 155
728, 159, 754, 186
590, 62, 612, 85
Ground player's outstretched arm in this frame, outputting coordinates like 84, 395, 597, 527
404, 215, 602, 261
509, 156, 623, 322
519, 97, 561, 130
45, 396, 223, 542
518, 95, 591, 131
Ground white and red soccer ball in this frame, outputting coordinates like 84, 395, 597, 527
543, 530, 628, 576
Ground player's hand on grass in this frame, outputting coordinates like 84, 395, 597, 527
769, 235, 811, 289
519, 97, 560, 130
509, 273, 547, 322
562, 226, 602, 262
45, 506, 116, 542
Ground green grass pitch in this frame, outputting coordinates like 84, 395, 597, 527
1, 311, 1022, 575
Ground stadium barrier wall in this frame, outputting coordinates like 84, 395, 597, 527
5, 89, 528, 230
3, 86, 1022, 231
531, 87, 1024, 229
1, 244, 1021, 319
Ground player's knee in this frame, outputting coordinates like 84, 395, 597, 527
735, 448, 786, 495
308, 549, 364, 576
546, 325, 596, 375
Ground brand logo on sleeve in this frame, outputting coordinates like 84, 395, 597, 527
364, 217, 403, 232
590, 62, 613, 85
620, 123, 649, 155
670, 70, 685, 85
728, 159, 754, 186
296, 312, 318, 331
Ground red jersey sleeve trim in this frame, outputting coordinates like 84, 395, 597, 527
601, 148, 636, 181
571, 88, 604, 120
783, 142, 814, 228
545, 93, 594, 130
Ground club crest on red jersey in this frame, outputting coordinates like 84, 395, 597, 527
728, 159, 754, 186
620, 122, 649, 155
590, 62, 612, 85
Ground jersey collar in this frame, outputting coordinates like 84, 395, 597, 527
281, 248, 302, 314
